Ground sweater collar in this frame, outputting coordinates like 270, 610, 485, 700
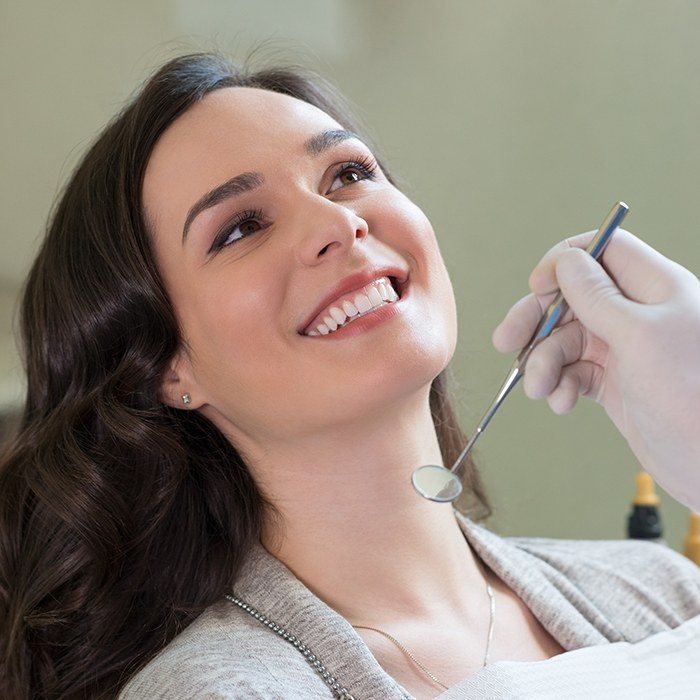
232, 509, 609, 699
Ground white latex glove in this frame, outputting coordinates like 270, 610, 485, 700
492, 228, 700, 511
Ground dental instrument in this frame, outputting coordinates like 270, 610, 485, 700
412, 201, 630, 502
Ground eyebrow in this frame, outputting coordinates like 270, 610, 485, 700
181, 129, 362, 244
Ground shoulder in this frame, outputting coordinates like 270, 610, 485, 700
117, 599, 329, 699
507, 533, 700, 637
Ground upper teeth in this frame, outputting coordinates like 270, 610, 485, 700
305, 276, 400, 336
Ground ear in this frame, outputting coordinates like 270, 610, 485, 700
159, 348, 204, 410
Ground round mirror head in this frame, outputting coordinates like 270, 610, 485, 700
411, 465, 463, 503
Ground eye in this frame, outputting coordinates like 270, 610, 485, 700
209, 207, 267, 254
208, 154, 379, 254
327, 154, 379, 194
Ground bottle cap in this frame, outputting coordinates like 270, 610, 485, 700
683, 512, 700, 566
633, 471, 659, 506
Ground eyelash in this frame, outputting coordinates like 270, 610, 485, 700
209, 154, 379, 253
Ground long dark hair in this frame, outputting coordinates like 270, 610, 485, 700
0, 51, 491, 699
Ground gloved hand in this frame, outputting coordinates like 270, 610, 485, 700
492, 228, 700, 511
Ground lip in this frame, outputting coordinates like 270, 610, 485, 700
297, 266, 409, 335
302, 278, 411, 339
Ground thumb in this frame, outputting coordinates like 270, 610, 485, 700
556, 247, 634, 344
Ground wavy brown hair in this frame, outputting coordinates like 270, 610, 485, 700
0, 51, 491, 699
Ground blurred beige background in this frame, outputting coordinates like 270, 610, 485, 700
2, 1, 698, 549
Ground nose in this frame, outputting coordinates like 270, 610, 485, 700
294, 195, 369, 265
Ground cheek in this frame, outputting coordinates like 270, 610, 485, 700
178, 273, 283, 386
377, 193, 441, 260
374, 194, 459, 356
379, 194, 453, 296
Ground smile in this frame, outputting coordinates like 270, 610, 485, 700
303, 276, 401, 336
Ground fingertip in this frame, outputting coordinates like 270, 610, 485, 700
548, 392, 574, 415
547, 374, 579, 414
522, 373, 534, 399
523, 369, 546, 400
492, 322, 516, 353
528, 266, 545, 294
555, 246, 592, 277
491, 324, 506, 352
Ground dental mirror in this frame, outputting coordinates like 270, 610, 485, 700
412, 201, 629, 503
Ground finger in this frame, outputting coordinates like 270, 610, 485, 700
528, 228, 684, 304
522, 322, 586, 399
546, 361, 604, 415
555, 248, 639, 345
492, 290, 576, 353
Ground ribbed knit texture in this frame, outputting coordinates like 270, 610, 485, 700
118, 510, 700, 699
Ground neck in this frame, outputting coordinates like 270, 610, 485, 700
250, 387, 487, 627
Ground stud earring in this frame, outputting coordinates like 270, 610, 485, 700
181, 393, 191, 405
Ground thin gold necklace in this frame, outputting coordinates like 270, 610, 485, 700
351, 561, 496, 691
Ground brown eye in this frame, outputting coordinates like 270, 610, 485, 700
239, 220, 262, 235
209, 208, 267, 254
339, 169, 362, 185
328, 156, 378, 194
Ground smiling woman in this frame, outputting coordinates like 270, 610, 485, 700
0, 52, 490, 699
3, 51, 699, 700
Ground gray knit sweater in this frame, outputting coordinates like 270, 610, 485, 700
117, 510, 700, 699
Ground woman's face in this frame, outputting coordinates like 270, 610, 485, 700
143, 86, 457, 453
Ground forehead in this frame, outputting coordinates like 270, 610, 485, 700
142, 87, 347, 240
147, 86, 343, 172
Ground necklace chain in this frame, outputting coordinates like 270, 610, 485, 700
225, 593, 358, 699
225, 559, 496, 697
352, 560, 496, 691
